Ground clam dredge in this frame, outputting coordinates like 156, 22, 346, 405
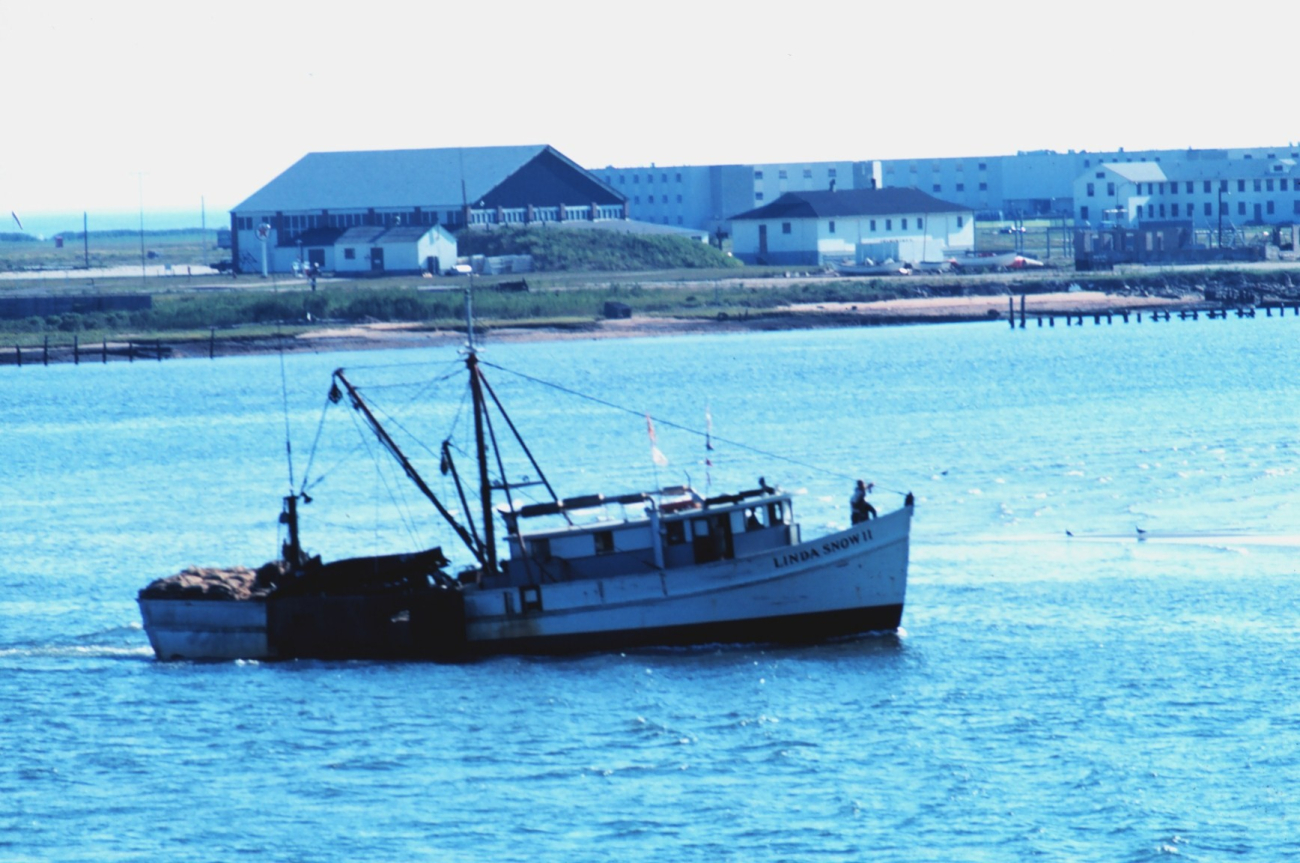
138, 344, 913, 661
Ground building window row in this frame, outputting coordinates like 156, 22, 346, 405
612, 172, 685, 185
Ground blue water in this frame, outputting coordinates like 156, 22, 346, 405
3, 319, 1300, 861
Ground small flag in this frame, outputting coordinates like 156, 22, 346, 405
705, 404, 714, 460
11, 211, 23, 231
704, 404, 714, 490
646, 414, 669, 467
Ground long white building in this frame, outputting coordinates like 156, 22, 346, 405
728, 188, 973, 266
1072, 159, 1300, 231
593, 145, 1300, 232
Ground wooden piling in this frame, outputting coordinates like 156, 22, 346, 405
1008, 296, 1014, 329
210, 327, 215, 360
15, 345, 21, 367
74, 335, 79, 365
1020, 295, 1026, 329
43, 336, 49, 366
102, 338, 107, 364
128, 341, 134, 363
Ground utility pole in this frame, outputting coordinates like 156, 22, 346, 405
136, 172, 147, 286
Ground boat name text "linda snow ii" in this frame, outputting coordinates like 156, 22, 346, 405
771, 528, 873, 569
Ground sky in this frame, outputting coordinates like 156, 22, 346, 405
3, 0, 1298, 228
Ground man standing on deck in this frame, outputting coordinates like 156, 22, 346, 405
850, 479, 877, 524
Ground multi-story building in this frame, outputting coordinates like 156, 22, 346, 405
1073, 159, 1300, 232
591, 161, 882, 237
592, 146, 1300, 232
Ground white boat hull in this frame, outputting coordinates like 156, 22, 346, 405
464, 507, 909, 653
138, 598, 271, 661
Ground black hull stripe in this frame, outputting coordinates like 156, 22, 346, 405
467, 604, 904, 657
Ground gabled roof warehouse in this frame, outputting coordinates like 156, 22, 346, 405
230, 145, 625, 274
235, 145, 622, 212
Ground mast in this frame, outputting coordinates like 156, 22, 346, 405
467, 349, 497, 579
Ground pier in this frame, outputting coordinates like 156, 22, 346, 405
1007, 294, 1293, 331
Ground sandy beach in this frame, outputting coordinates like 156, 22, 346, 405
275, 289, 1202, 356
0, 288, 1223, 364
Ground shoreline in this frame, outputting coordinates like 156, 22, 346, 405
0, 289, 1260, 364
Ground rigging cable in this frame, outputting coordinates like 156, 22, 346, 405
479, 359, 907, 495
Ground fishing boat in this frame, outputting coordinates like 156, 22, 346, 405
138, 317, 913, 661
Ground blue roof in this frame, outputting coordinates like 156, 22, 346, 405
235, 145, 557, 212
730, 188, 970, 221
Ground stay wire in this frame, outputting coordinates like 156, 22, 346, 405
480, 359, 906, 495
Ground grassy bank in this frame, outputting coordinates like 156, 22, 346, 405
459, 225, 740, 271
6, 264, 1300, 349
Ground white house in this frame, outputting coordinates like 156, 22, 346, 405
1074, 159, 1300, 230
332, 225, 458, 275
728, 188, 974, 266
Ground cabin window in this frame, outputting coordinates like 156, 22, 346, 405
768, 502, 785, 524
754, 170, 763, 180
593, 531, 614, 555
779, 170, 787, 179
782, 222, 791, 234
828, 220, 835, 234
665, 521, 687, 545
1086, 183, 1095, 197
885, 219, 892, 231
343, 248, 356, 260
957, 216, 964, 228
803, 168, 812, 178
902, 218, 908, 230
870, 219, 877, 231
933, 184, 941, 193
744, 507, 765, 530
956, 183, 964, 192
531, 538, 551, 561
917, 217, 924, 229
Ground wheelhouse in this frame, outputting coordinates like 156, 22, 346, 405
496, 485, 800, 586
